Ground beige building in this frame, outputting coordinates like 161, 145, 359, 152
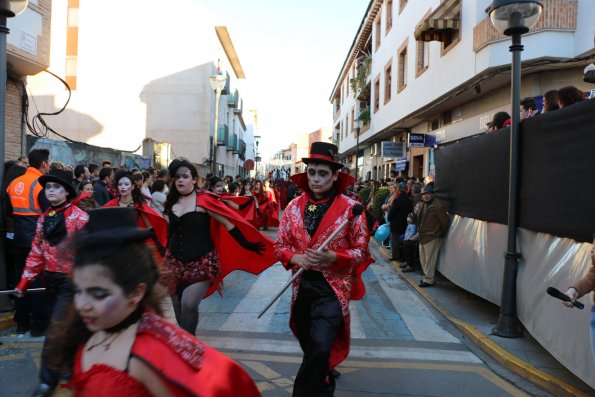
27, 0, 252, 176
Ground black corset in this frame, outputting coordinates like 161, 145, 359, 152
168, 211, 214, 262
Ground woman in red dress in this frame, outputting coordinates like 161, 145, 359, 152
45, 207, 261, 397
103, 170, 167, 256
262, 180, 279, 229
163, 161, 276, 335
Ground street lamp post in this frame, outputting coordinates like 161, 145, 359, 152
354, 119, 362, 182
0, 0, 29, 311
489, 0, 542, 338
209, 73, 227, 176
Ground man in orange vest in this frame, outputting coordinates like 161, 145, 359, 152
6, 148, 51, 336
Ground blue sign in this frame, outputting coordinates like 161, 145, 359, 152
408, 133, 425, 148
395, 158, 407, 171
381, 141, 405, 158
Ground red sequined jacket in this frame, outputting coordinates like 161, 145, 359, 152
17, 204, 88, 291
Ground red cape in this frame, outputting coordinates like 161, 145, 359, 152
102, 199, 168, 250
220, 194, 256, 222
197, 191, 277, 297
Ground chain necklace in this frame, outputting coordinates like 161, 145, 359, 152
86, 327, 129, 352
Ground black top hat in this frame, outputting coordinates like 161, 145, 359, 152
421, 184, 435, 194
302, 142, 343, 168
76, 207, 151, 249
39, 169, 77, 199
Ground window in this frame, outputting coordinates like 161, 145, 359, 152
384, 59, 392, 104
373, 75, 380, 113
386, 0, 393, 34
375, 15, 381, 51
399, 0, 408, 14
442, 109, 452, 125
441, 23, 461, 55
397, 39, 408, 93
430, 118, 439, 131
416, 40, 429, 77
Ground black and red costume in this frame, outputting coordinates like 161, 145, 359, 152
274, 143, 373, 397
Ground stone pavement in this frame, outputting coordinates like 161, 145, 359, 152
371, 240, 594, 397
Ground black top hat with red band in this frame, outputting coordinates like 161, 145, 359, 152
302, 142, 343, 168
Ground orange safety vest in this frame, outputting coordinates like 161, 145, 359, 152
6, 167, 43, 216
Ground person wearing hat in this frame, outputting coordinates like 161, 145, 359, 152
164, 159, 277, 335
42, 207, 260, 397
14, 168, 89, 397
387, 181, 413, 263
417, 184, 449, 288
275, 141, 373, 397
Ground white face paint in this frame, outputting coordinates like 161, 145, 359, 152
213, 181, 225, 195
174, 167, 196, 196
45, 182, 68, 205
306, 163, 338, 199
118, 176, 133, 198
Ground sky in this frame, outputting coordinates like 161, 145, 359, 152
198, 0, 369, 159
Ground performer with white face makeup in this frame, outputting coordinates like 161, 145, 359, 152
275, 142, 372, 397
44, 207, 261, 397
103, 170, 168, 257
14, 169, 89, 397
163, 159, 277, 335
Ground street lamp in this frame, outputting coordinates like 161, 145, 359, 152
209, 73, 227, 175
489, 0, 542, 338
0, 0, 29, 311
354, 118, 362, 182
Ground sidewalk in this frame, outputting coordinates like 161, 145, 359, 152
372, 240, 594, 397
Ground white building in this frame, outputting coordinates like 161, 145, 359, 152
27, 0, 250, 175
330, 0, 595, 181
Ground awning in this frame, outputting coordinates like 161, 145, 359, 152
414, 0, 461, 42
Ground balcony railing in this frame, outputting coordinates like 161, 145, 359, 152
217, 125, 228, 146
227, 132, 236, 151
473, 0, 577, 52
228, 89, 239, 108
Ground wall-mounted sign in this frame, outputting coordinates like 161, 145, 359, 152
254, 156, 262, 162
381, 141, 405, 158
408, 133, 425, 148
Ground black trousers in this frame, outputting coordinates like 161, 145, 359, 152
293, 272, 343, 397
12, 246, 50, 334
39, 271, 75, 387
391, 232, 404, 261
403, 240, 419, 268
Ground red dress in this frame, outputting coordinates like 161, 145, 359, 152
103, 199, 168, 255
65, 312, 261, 397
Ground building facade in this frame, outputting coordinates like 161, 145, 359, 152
3, 0, 51, 160
330, 0, 594, 181
26, 0, 250, 175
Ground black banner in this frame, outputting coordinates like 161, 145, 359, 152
435, 99, 595, 243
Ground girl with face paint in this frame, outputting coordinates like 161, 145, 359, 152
44, 207, 260, 397
102, 171, 168, 258
163, 160, 276, 335
14, 169, 89, 396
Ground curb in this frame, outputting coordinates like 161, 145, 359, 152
371, 240, 589, 397
0, 311, 15, 331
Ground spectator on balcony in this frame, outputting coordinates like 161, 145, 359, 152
557, 86, 587, 108
542, 90, 560, 113
520, 97, 539, 120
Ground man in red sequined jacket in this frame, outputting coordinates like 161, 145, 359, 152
275, 142, 372, 397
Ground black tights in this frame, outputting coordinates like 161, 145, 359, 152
171, 281, 210, 335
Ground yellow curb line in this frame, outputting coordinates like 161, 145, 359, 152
0, 312, 14, 331
371, 240, 590, 397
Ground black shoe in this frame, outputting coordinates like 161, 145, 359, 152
399, 262, 408, 268
30, 330, 45, 337
30, 383, 54, 397
419, 281, 436, 288
402, 266, 415, 273
16, 324, 30, 334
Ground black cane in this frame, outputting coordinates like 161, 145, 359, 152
257, 204, 364, 319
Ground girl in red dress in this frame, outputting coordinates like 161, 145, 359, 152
45, 207, 260, 397
103, 170, 167, 256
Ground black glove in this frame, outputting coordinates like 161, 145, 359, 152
239, 200, 252, 210
229, 227, 265, 255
